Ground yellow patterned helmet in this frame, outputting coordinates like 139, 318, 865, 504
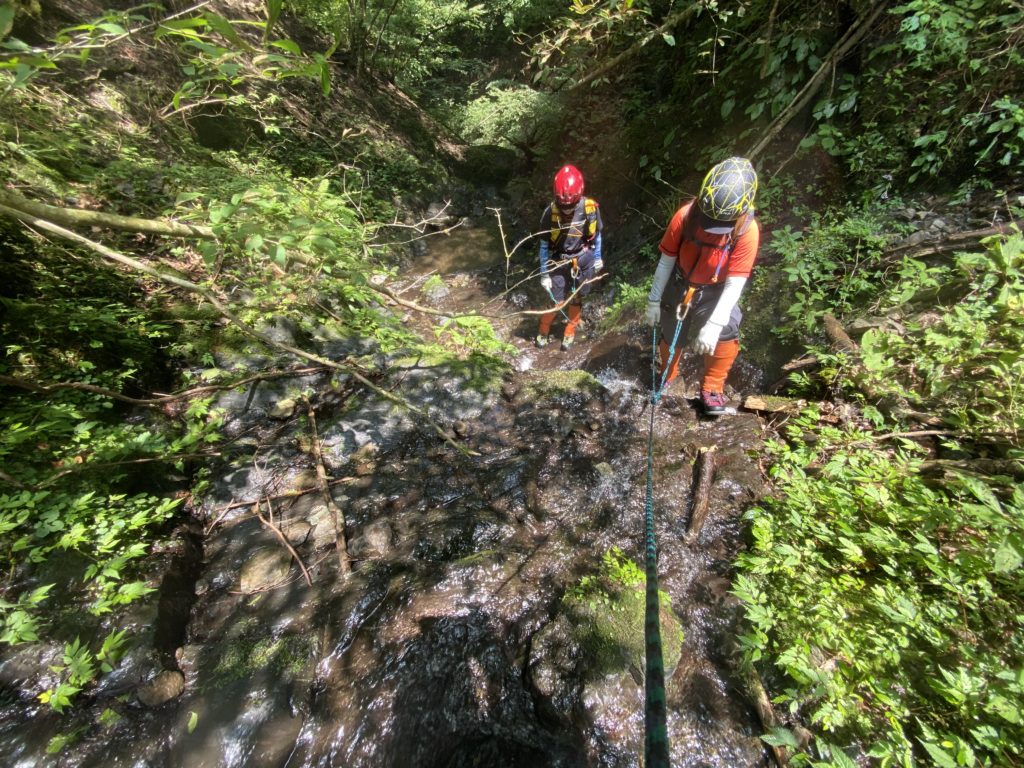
697, 157, 758, 221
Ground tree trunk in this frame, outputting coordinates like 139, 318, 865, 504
0, 188, 215, 239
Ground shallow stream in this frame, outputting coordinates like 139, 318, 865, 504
1, 221, 777, 767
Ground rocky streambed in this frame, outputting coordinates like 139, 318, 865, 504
1, 219, 776, 768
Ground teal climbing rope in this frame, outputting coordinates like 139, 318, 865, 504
544, 285, 571, 323
644, 316, 684, 768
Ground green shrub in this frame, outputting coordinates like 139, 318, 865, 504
736, 417, 1024, 766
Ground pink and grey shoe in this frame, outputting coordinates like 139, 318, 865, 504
699, 390, 727, 415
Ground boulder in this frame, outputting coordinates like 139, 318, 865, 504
137, 669, 185, 707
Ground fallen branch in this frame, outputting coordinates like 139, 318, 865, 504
742, 395, 808, 416
0, 188, 215, 239
918, 458, 1024, 480
0, 202, 467, 454
686, 446, 718, 544
885, 218, 1023, 258
735, 657, 789, 766
0, 367, 327, 407
747, 0, 890, 161
254, 498, 312, 586
822, 313, 859, 355
307, 403, 351, 575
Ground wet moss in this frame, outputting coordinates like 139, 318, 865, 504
522, 369, 605, 402
563, 547, 684, 679
207, 630, 313, 688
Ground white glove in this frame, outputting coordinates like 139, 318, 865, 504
645, 301, 661, 327
693, 321, 723, 355
593, 257, 604, 273
540, 274, 553, 292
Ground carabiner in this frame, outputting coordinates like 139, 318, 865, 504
675, 285, 697, 321
570, 258, 580, 280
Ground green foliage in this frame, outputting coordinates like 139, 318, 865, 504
290, 0, 491, 92
805, 0, 1024, 186
0, 5, 329, 106
770, 206, 908, 338
741, 232, 1024, 764
38, 630, 128, 712
460, 80, 562, 155
736, 417, 1024, 766
432, 315, 516, 357
857, 235, 1024, 447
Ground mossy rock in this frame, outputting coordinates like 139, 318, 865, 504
562, 548, 684, 681
455, 145, 519, 186
520, 369, 606, 404
206, 627, 314, 689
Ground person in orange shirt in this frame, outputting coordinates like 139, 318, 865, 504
644, 157, 760, 415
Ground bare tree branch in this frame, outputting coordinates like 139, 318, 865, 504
254, 498, 313, 585
0, 367, 327, 406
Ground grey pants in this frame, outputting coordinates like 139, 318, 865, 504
659, 271, 742, 349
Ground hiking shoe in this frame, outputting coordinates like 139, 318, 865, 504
561, 335, 575, 351
535, 333, 550, 348
700, 390, 727, 415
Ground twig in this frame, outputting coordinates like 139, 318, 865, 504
369, 272, 606, 320
254, 498, 312, 586
874, 429, 954, 441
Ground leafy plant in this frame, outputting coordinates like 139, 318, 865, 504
769, 206, 907, 338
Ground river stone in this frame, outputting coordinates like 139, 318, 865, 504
305, 502, 339, 548
422, 278, 450, 303
425, 201, 456, 229
528, 614, 582, 718
348, 520, 393, 560
238, 547, 293, 592
280, 518, 311, 545
269, 397, 297, 419
137, 669, 185, 707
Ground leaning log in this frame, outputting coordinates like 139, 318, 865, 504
743, 395, 808, 415
822, 313, 858, 355
735, 657, 789, 767
686, 446, 717, 543
747, 0, 890, 160
307, 404, 352, 575
0, 188, 215, 239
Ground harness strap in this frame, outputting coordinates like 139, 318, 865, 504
679, 208, 755, 285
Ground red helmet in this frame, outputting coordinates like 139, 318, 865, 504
553, 165, 584, 207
